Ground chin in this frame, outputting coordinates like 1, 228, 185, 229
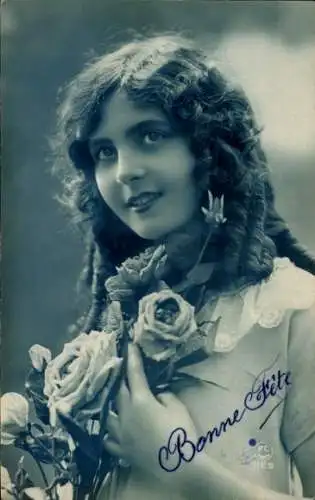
134, 229, 167, 241
133, 219, 193, 242
132, 223, 174, 241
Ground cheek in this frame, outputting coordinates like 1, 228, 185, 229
175, 161, 199, 204
162, 149, 194, 185
181, 172, 201, 216
94, 169, 105, 195
95, 171, 121, 214
184, 183, 200, 214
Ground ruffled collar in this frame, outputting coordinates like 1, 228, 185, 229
195, 257, 315, 354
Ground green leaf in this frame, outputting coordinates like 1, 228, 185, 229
72, 439, 112, 494
57, 412, 99, 463
98, 339, 127, 441
15, 433, 70, 465
174, 348, 208, 370
25, 369, 50, 425
14, 460, 34, 493
174, 263, 215, 292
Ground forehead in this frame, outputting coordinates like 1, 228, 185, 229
90, 90, 167, 140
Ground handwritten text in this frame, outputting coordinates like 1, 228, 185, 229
158, 367, 291, 472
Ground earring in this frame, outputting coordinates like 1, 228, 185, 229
201, 191, 227, 224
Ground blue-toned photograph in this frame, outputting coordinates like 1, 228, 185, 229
1, 1, 315, 499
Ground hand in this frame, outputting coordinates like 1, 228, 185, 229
103, 344, 199, 480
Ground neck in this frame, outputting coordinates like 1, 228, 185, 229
159, 215, 210, 273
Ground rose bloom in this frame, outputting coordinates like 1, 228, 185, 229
1, 466, 15, 499
133, 290, 198, 362
105, 245, 166, 301
0, 393, 29, 445
44, 332, 122, 427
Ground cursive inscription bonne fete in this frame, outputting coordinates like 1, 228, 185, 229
158, 366, 291, 472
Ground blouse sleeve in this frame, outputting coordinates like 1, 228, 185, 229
280, 301, 315, 454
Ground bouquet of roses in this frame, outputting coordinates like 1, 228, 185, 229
1, 199, 224, 500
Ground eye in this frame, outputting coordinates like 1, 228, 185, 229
142, 130, 167, 145
95, 145, 116, 162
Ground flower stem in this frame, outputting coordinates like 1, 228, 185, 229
29, 435, 67, 473
190, 223, 217, 273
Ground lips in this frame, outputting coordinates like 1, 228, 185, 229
126, 192, 162, 212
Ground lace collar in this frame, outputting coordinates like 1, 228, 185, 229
195, 258, 315, 353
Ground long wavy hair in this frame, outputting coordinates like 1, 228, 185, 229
52, 34, 315, 332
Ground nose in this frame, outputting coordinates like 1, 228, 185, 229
115, 151, 146, 185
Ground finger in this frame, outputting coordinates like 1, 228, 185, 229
116, 380, 130, 414
156, 391, 185, 409
103, 435, 123, 458
106, 410, 120, 442
127, 344, 151, 397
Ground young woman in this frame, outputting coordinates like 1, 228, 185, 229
53, 34, 315, 499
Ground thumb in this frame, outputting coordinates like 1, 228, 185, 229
127, 343, 151, 397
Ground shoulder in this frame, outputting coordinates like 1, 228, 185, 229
290, 293, 315, 337
257, 256, 315, 307
199, 258, 315, 354
286, 288, 315, 369
241, 257, 315, 329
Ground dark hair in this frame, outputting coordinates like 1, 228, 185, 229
52, 34, 315, 332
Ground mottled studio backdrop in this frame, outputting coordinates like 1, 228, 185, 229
2, 0, 315, 449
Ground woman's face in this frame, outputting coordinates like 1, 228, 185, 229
89, 91, 199, 240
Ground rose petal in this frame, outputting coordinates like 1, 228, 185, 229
86, 357, 122, 400
1, 466, 15, 499
106, 301, 124, 336
0, 393, 29, 443
119, 265, 139, 285
0, 431, 16, 446
29, 344, 52, 372
57, 482, 73, 500
56, 353, 88, 398
1, 466, 13, 489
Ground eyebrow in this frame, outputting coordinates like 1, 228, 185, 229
88, 119, 172, 147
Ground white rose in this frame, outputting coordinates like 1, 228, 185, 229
0, 393, 29, 445
44, 332, 122, 427
1, 466, 16, 499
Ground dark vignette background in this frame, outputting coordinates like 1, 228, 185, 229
1, 0, 315, 474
